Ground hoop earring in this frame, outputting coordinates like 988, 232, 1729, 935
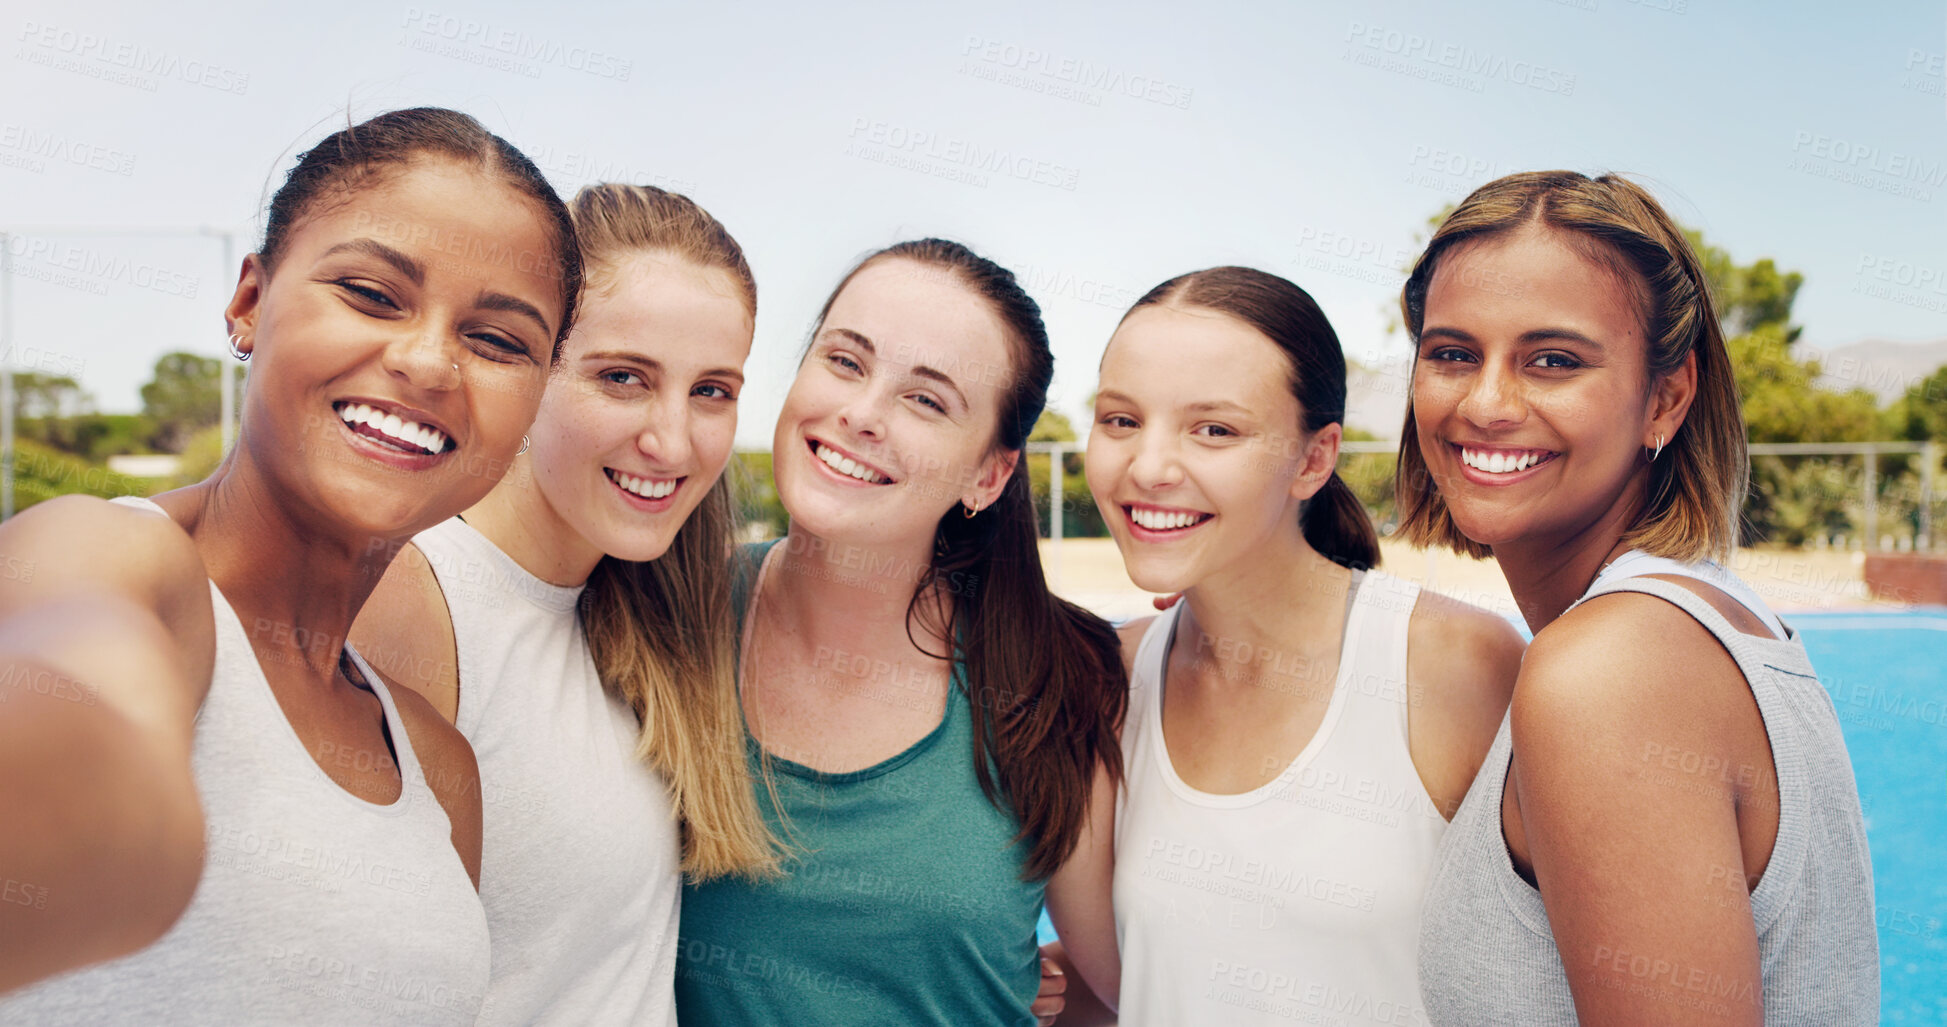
962, 500, 980, 519
1649, 433, 1665, 462
227, 333, 250, 362
516, 435, 530, 457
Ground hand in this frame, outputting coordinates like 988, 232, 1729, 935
1151, 592, 1182, 611
1030, 956, 1067, 1025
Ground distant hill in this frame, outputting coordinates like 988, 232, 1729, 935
1806, 338, 1947, 403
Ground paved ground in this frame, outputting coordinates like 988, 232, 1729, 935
1038, 538, 1885, 624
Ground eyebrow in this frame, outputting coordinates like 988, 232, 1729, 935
1420, 325, 1605, 350
821, 327, 969, 409
321, 238, 424, 285
323, 238, 554, 340
580, 349, 745, 385
1184, 400, 1255, 417
474, 291, 555, 341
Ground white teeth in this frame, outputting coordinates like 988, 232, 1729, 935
814, 443, 889, 484
611, 470, 678, 499
335, 403, 447, 455
1462, 448, 1548, 473
1131, 507, 1204, 532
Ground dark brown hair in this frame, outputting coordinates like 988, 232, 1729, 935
1125, 266, 1380, 570
1394, 171, 1745, 561
812, 239, 1127, 880
570, 184, 777, 881
262, 107, 583, 356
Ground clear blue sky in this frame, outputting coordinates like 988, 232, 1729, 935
3, 0, 1942, 446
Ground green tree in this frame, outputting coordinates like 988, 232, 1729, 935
1025, 408, 1103, 537
1688, 232, 1890, 544
139, 352, 222, 453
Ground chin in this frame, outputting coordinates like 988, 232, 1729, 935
1123, 556, 1196, 597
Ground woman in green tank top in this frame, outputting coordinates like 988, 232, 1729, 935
676, 239, 1127, 1026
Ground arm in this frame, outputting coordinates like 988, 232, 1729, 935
349, 542, 460, 722
1044, 758, 1120, 1017
0, 496, 214, 994
1405, 592, 1524, 819
1508, 599, 1768, 1026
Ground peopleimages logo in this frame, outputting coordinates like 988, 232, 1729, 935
844, 118, 1081, 192
958, 35, 1194, 110
1342, 21, 1577, 96
398, 8, 632, 81
0, 124, 136, 176
13, 20, 250, 94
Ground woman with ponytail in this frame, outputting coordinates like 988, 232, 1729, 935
675, 239, 1126, 1026
1082, 266, 1523, 1025
351, 184, 776, 1025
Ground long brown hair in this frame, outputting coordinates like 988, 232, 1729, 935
1124, 266, 1380, 569
571, 184, 779, 881
810, 239, 1127, 880
1394, 171, 1746, 561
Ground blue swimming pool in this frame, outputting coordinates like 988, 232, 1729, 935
1037, 610, 1947, 1021
1795, 611, 1947, 1024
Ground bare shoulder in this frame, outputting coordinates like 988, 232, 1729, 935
1408, 589, 1525, 710
0, 495, 214, 694
1114, 615, 1155, 678
349, 541, 459, 722
1404, 588, 1526, 818
1512, 591, 1746, 753
0, 495, 206, 610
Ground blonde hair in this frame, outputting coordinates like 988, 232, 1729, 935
570, 184, 779, 881
1394, 171, 1747, 563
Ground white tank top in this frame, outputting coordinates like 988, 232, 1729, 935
413, 516, 682, 1027
0, 496, 491, 1024
1113, 570, 1448, 1027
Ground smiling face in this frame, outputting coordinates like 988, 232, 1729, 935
1087, 303, 1334, 594
226, 158, 563, 540
1410, 224, 1677, 550
526, 252, 752, 563
772, 258, 1019, 549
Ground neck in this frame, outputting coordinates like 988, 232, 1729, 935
1490, 482, 1646, 634
164, 459, 397, 679
760, 524, 948, 658
1176, 523, 1351, 694
462, 458, 604, 588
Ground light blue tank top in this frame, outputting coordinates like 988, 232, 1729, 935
674, 540, 1045, 1026
1418, 569, 1879, 1024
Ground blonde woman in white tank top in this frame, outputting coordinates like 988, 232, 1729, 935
349, 185, 781, 1026
1060, 267, 1524, 1026
0, 108, 578, 1017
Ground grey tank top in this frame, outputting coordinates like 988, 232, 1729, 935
1418, 573, 1879, 1025
0, 497, 491, 1024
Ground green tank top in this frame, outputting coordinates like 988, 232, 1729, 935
675, 540, 1045, 1026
